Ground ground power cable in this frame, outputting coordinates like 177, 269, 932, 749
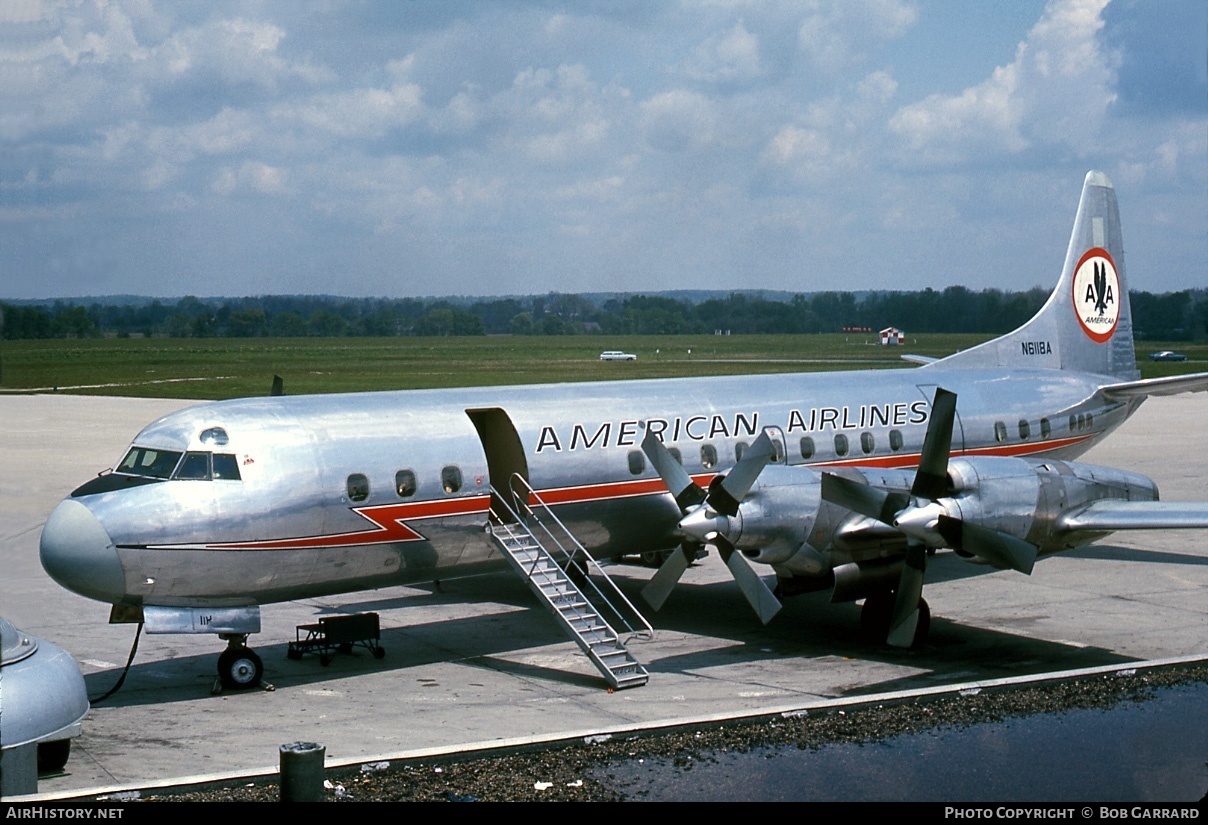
88, 621, 142, 705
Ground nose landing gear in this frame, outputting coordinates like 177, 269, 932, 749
217, 634, 263, 690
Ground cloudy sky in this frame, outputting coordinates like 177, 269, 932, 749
2, 0, 1204, 300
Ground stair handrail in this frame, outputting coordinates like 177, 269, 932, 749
498, 474, 653, 641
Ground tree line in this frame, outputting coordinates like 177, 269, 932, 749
3, 288, 1205, 341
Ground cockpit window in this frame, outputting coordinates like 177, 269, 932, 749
171, 452, 243, 481
212, 454, 242, 480
117, 447, 182, 479
175, 452, 212, 480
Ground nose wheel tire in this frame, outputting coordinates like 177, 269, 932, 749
217, 646, 263, 690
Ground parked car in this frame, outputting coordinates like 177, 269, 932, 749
599, 350, 637, 361
1149, 351, 1188, 362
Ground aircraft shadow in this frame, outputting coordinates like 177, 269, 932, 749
84, 560, 1147, 708
1060, 542, 1208, 566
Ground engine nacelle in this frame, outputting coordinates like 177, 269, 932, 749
681, 454, 1161, 581
944, 456, 1158, 553
717, 466, 825, 564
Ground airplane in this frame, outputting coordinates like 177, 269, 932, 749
38, 171, 1208, 690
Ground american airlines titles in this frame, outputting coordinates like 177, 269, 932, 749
534, 400, 931, 453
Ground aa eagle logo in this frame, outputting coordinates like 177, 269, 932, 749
1071, 247, 1119, 343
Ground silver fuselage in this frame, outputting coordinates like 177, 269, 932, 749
42, 364, 1133, 608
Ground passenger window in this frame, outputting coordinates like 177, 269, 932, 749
1018, 420, 1031, 440
1069, 414, 1078, 432
834, 434, 849, 457
668, 447, 683, 465
889, 430, 903, 452
799, 437, 815, 460
441, 466, 462, 493
701, 444, 717, 470
1040, 418, 1051, 438
628, 450, 646, 476
734, 441, 748, 461
347, 473, 370, 502
1085, 412, 1093, 429
860, 432, 875, 454
212, 454, 241, 480
994, 421, 1007, 443
396, 469, 417, 498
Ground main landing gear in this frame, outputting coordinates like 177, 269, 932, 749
860, 591, 931, 648
217, 634, 263, 690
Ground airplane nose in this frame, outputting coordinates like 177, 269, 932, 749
40, 499, 127, 604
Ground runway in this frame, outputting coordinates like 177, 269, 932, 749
2, 392, 1206, 799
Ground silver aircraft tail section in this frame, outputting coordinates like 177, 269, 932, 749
927, 170, 1138, 380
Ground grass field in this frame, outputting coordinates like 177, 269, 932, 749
0, 335, 1203, 400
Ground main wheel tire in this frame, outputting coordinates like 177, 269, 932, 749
860, 591, 894, 642
640, 550, 670, 568
217, 646, 263, 690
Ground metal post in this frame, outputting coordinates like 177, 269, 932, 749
279, 741, 325, 802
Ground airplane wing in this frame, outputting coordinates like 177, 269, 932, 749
1056, 501, 1208, 534
1101, 372, 1208, 398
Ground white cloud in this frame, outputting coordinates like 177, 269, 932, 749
211, 161, 289, 196
274, 82, 425, 138
148, 17, 328, 87
640, 90, 718, 153
889, 0, 1115, 162
682, 21, 763, 83
797, 0, 917, 73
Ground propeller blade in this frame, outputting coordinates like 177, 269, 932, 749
911, 388, 957, 500
886, 543, 927, 647
641, 544, 696, 611
821, 472, 911, 525
715, 536, 782, 625
707, 431, 777, 517
641, 431, 706, 513
937, 515, 1038, 575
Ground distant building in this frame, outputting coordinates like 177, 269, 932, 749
880, 327, 905, 346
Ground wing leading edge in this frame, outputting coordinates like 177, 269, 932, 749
1056, 500, 1208, 534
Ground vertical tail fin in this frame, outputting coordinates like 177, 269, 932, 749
930, 171, 1138, 380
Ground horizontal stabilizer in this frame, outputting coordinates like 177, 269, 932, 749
1057, 501, 1208, 533
1100, 372, 1208, 399
900, 354, 937, 365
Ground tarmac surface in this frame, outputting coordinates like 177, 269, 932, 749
2, 391, 1206, 799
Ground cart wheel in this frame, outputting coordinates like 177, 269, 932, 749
373, 646, 386, 660
286, 647, 303, 660
38, 740, 71, 773
319, 653, 332, 666
218, 646, 263, 690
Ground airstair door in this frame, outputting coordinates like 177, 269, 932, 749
466, 407, 529, 522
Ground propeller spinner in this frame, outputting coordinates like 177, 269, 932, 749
640, 429, 783, 624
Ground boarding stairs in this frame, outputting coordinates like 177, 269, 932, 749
487, 475, 651, 690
